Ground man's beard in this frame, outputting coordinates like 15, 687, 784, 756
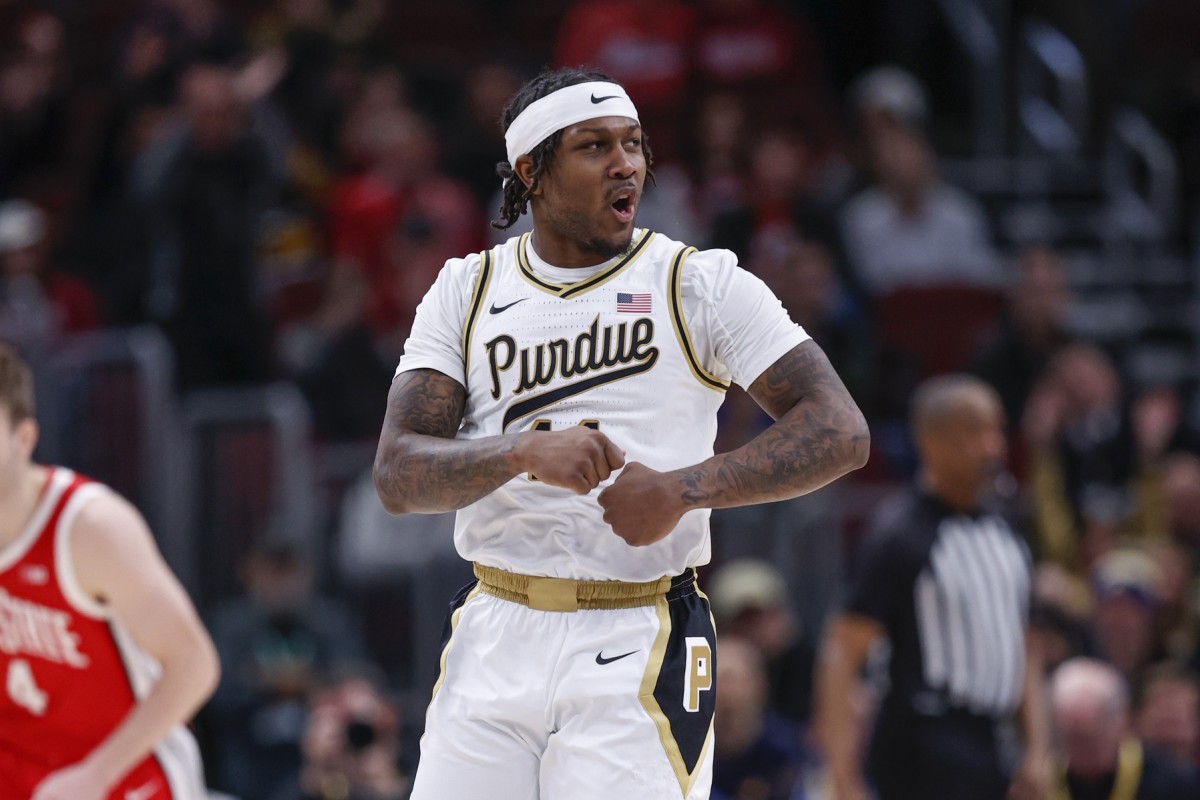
581, 230, 635, 262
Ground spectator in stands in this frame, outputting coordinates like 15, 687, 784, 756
0, 198, 99, 349
752, 229, 874, 414
709, 558, 816, 726
1161, 452, 1200, 675
1130, 384, 1189, 471
137, 61, 278, 388
0, 10, 70, 192
692, 0, 840, 140
83, 0, 248, 264
443, 60, 525, 209
1090, 548, 1169, 682
144, 0, 245, 65
685, 91, 750, 227
327, 102, 481, 341
246, 0, 386, 163
711, 636, 805, 800
1051, 657, 1198, 798
971, 245, 1075, 434
280, 266, 396, 443
1028, 562, 1097, 673
78, 7, 213, 325
839, 65, 1001, 296
816, 374, 1049, 800
1163, 451, 1200, 548
553, 0, 695, 163
708, 127, 845, 269
204, 535, 368, 800
269, 669, 412, 800
1134, 661, 1200, 771
1025, 343, 1159, 568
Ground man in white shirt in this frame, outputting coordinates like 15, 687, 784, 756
841, 65, 1001, 295
373, 65, 869, 800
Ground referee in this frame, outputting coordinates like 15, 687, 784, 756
815, 374, 1051, 799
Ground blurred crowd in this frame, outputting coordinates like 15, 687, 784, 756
3, 0, 1200, 798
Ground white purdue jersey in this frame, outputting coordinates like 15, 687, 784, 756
397, 229, 809, 581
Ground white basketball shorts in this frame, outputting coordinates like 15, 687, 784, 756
410, 569, 716, 799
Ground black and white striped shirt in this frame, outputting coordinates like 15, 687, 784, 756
845, 485, 1032, 720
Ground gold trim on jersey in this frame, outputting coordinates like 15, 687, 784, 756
638, 595, 714, 797
428, 584, 482, 703
668, 245, 730, 392
515, 230, 655, 297
462, 249, 495, 373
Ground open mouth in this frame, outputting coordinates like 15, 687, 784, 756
610, 191, 636, 223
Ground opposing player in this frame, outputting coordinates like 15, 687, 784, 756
373, 66, 869, 799
0, 344, 219, 800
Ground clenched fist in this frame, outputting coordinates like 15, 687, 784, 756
598, 462, 688, 546
512, 426, 626, 494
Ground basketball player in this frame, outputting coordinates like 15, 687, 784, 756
0, 344, 219, 800
373, 66, 870, 799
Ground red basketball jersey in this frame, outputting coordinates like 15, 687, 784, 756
0, 467, 205, 800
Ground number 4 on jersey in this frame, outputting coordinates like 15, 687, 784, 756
7, 658, 48, 716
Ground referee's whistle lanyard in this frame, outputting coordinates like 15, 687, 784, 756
1053, 738, 1144, 800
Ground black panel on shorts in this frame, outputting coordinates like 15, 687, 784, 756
651, 582, 716, 775
437, 579, 480, 657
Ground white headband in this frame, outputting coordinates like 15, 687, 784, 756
504, 81, 640, 167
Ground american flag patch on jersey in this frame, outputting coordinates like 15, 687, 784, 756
617, 292, 652, 313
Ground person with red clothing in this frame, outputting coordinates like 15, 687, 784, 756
327, 102, 483, 339
553, 0, 696, 162
0, 199, 100, 347
0, 343, 219, 800
691, 0, 841, 141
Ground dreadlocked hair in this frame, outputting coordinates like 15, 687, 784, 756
492, 66, 654, 230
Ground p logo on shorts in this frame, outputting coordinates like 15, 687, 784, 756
683, 637, 712, 713
638, 586, 716, 797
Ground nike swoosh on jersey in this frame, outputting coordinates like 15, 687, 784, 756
489, 298, 528, 314
20, 565, 49, 584
590, 94, 619, 104
595, 649, 639, 665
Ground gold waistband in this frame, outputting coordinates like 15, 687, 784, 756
472, 563, 677, 612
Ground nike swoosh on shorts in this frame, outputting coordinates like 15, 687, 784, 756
595, 650, 639, 665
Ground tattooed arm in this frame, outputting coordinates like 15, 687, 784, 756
681, 339, 870, 505
374, 369, 625, 514
598, 340, 869, 544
